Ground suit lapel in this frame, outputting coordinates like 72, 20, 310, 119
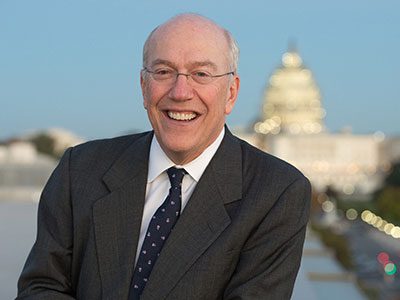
92, 132, 153, 299
142, 129, 243, 299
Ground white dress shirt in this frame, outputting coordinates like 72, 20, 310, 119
134, 128, 225, 264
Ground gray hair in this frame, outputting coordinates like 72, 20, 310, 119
142, 13, 239, 73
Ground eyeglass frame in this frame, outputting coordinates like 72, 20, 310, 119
142, 67, 235, 85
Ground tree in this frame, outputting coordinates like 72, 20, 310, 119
376, 187, 400, 222
29, 134, 57, 158
375, 161, 400, 223
385, 161, 400, 186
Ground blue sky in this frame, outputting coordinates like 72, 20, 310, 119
1, 0, 399, 140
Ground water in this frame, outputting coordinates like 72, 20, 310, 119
0, 201, 37, 300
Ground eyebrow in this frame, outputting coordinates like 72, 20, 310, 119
150, 59, 175, 68
149, 59, 218, 71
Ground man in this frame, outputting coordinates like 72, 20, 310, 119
17, 13, 311, 299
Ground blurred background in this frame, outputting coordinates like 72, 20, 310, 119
1, 1, 399, 299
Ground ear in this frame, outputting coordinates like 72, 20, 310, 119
224, 75, 240, 115
140, 71, 148, 109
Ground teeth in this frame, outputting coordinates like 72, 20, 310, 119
168, 111, 197, 121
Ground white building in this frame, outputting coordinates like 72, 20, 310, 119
0, 142, 56, 202
236, 48, 396, 197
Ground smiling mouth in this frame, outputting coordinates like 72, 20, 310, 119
167, 111, 198, 121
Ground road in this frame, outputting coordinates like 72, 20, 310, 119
344, 218, 400, 299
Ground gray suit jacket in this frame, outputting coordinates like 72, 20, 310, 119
17, 129, 311, 300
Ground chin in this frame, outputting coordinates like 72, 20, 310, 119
164, 140, 195, 154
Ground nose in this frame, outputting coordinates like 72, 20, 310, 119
168, 73, 194, 101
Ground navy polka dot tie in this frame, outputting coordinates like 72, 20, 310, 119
129, 167, 186, 299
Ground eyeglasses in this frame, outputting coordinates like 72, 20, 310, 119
142, 67, 234, 85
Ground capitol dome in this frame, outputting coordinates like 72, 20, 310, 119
254, 48, 326, 135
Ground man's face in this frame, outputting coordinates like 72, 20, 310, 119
141, 19, 240, 164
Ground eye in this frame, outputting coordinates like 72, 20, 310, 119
154, 68, 174, 76
192, 71, 211, 78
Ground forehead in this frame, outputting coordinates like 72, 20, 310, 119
146, 19, 230, 69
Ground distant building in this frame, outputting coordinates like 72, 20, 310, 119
380, 136, 400, 166
22, 127, 85, 157
0, 141, 56, 202
46, 128, 85, 155
0, 141, 38, 164
236, 48, 399, 198
0, 128, 86, 202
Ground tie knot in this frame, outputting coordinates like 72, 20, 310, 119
167, 167, 186, 188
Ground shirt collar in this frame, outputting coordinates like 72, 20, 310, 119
147, 127, 225, 183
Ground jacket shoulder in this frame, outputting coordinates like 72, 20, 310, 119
66, 131, 151, 169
